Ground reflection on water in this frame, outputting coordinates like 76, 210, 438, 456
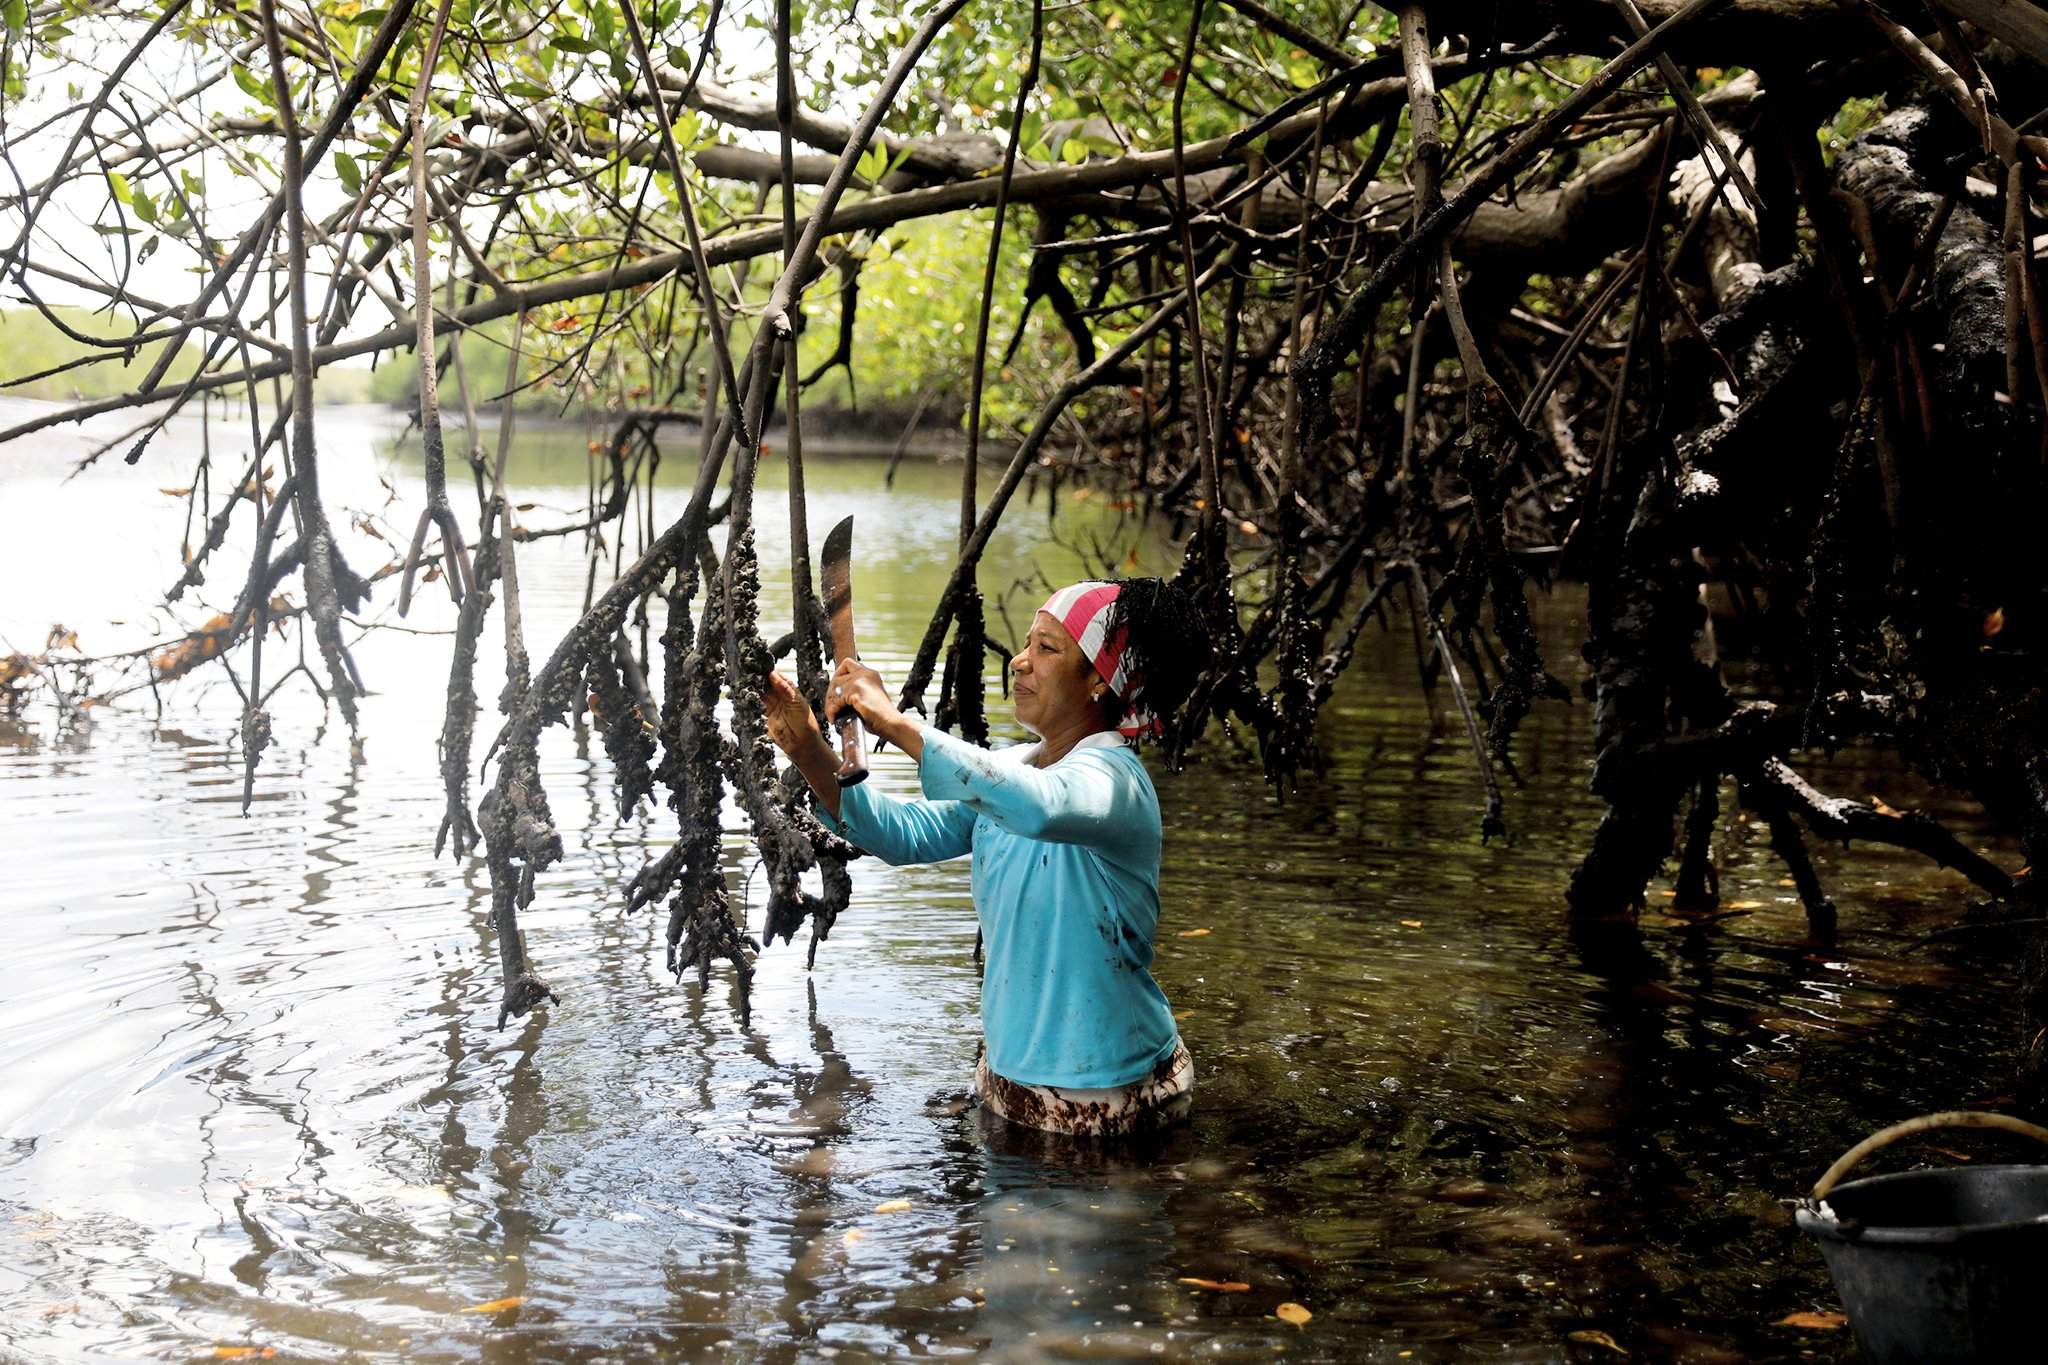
0, 399, 2024, 1361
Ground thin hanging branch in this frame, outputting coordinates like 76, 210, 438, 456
258, 0, 366, 731
398, 0, 473, 617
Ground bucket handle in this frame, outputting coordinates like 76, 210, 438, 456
1813, 1111, 2048, 1202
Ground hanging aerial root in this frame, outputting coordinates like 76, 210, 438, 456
718, 529, 846, 952
435, 509, 498, 859
587, 635, 658, 818
898, 246, 1240, 720
658, 548, 757, 1010
1443, 382, 1571, 782
801, 254, 862, 394
626, 843, 684, 914
478, 745, 563, 1028
476, 488, 560, 1028
935, 583, 990, 746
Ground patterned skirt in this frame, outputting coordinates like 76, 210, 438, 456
975, 1039, 1194, 1137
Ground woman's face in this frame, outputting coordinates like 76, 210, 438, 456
1010, 611, 1102, 737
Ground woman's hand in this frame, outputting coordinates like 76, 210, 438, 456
765, 671, 831, 764
766, 671, 847, 817
827, 657, 922, 758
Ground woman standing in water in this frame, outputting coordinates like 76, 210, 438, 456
765, 578, 1210, 1136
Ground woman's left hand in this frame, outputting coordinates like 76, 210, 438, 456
764, 670, 830, 764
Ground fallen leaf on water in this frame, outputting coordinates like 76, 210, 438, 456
210, 1348, 277, 1360
1400, 919, 1424, 928
1275, 1302, 1312, 1326
13, 1211, 61, 1241
843, 1228, 867, 1246
1984, 606, 2006, 638
1177, 1277, 1250, 1292
875, 1199, 912, 1214
1724, 900, 1766, 910
459, 1296, 528, 1314
1567, 1329, 1626, 1354
1870, 794, 1903, 817
1177, 927, 1211, 938
1774, 1310, 1847, 1330
393, 1183, 453, 1203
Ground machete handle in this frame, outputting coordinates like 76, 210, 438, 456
833, 711, 869, 787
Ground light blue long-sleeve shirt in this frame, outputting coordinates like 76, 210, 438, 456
821, 725, 1180, 1089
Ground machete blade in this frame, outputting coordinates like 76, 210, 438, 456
817, 514, 868, 786
820, 514, 857, 663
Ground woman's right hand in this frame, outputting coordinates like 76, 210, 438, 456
826, 657, 924, 761
827, 657, 896, 733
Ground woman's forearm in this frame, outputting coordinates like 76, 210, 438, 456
794, 736, 844, 818
874, 711, 924, 762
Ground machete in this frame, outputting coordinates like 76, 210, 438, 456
818, 514, 869, 786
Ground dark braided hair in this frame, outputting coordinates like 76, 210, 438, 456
1101, 576, 1211, 729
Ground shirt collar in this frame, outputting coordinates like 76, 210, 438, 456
1009, 728, 1128, 766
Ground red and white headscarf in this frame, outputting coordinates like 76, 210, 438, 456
1038, 581, 1158, 738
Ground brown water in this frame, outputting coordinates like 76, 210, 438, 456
0, 398, 2022, 1362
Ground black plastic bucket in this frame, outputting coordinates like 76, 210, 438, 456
1796, 1113, 2048, 1365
